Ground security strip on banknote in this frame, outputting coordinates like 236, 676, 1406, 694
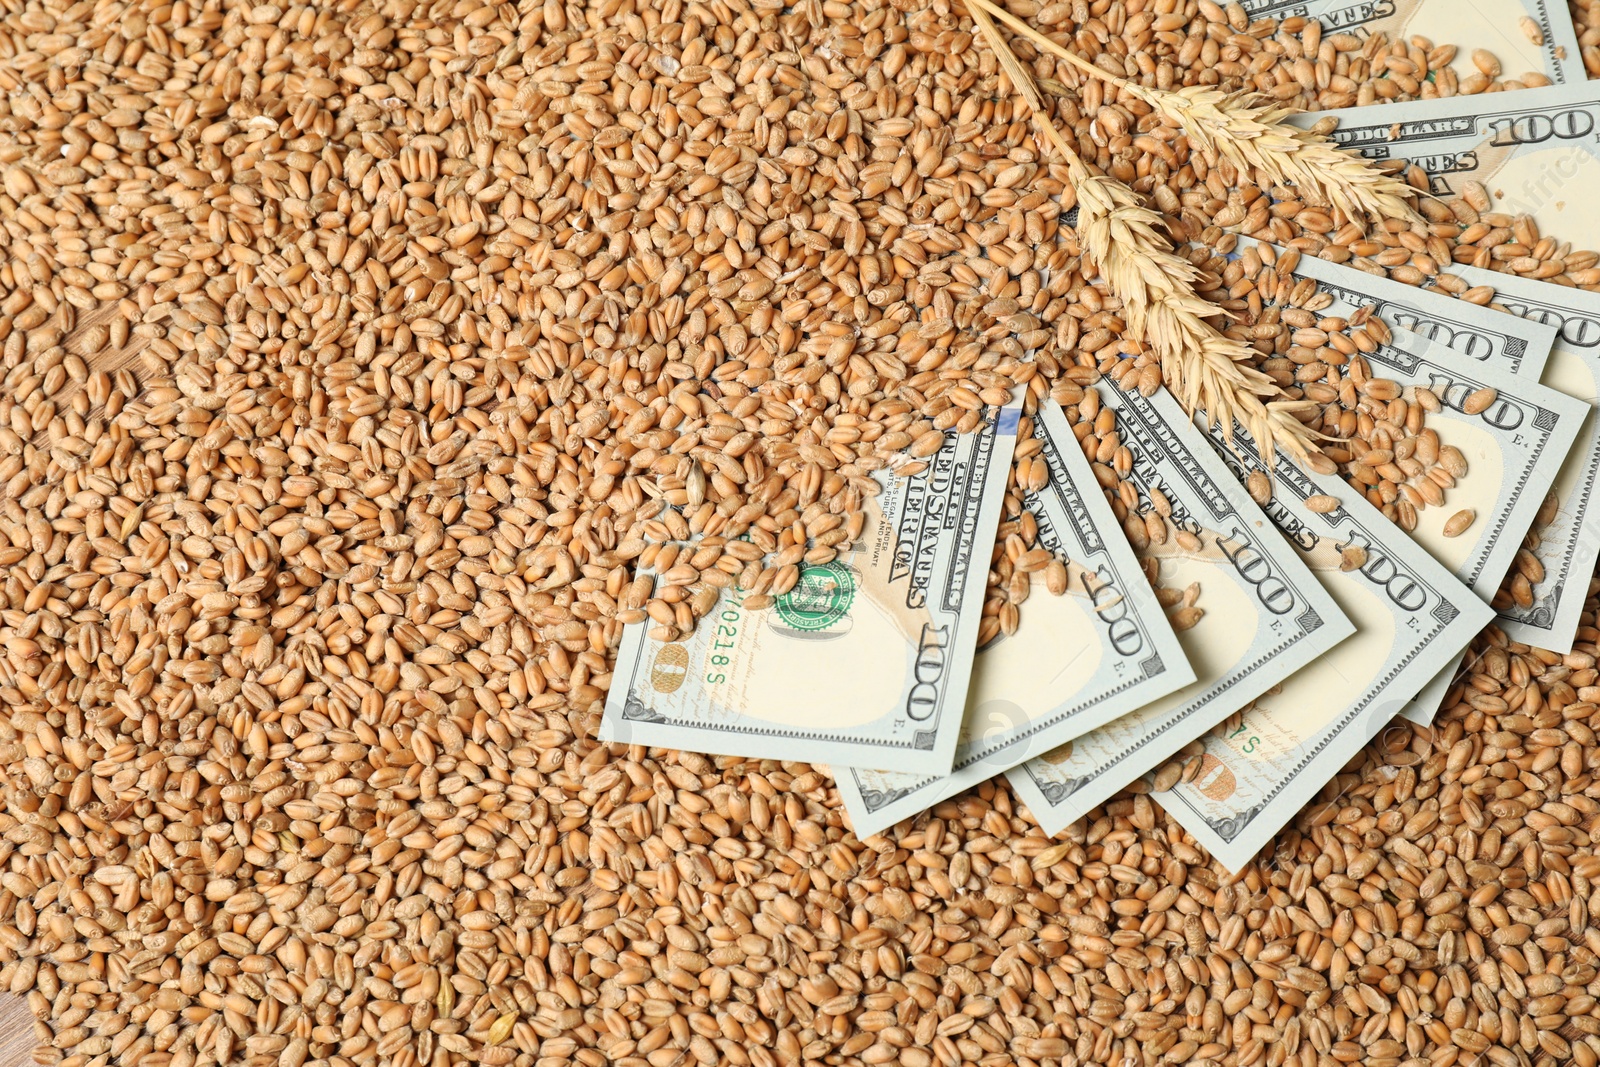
1007, 387, 1353, 838
1305, 81, 1600, 252
1239, 0, 1582, 84
836, 400, 1195, 839
599, 397, 1022, 775
1237, 239, 1599, 653
1159, 422, 1496, 872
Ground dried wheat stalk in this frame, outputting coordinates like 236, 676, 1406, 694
970, 4, 1322, 462
966, 0, 1420, 226
968, 3, 1089, 185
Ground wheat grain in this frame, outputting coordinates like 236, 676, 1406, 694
0, 3, 1594, 1067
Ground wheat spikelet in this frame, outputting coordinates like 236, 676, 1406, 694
965, 0, 1419, 226
969, 8, 1321, 462
1150, 87, 1419, 225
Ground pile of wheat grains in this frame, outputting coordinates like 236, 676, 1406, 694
0, 0, 1598, 1066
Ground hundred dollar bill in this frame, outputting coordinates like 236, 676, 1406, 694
1006, 388, 1354, 837
1158, 429, 1495, 871
1359, 326, 1586, 723
835, 401, 1195, 839
1233, 236, 1556, 379
1447, 263, 1600, 653
1402, 268, 1600, 720
1235, 239, 1599, 653
1240, 0, 1582, 84
1303, 82, 1600, 252
1209, 273, 1583, 718
598, 399, 1022, 775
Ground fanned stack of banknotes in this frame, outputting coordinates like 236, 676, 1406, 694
603, 0, 1600, 871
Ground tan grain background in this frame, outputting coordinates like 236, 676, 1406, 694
0, 270, 149, 1067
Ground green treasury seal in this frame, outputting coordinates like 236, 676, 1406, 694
775, 561, 856, 632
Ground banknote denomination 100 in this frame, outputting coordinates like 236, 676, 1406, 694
836, 401, 1195, 839
1007, 387, 1354, 837
1449, 263, 1600, 654
1353, 325, 1588, 724
1236, 239, 1596, 652
1345, 320, 1586, 597
1306, 82, 1600, 255
599, 400, 1022, 774
1160, 424, 1497, 872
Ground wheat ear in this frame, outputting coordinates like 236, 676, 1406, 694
965, 0, 1419, 226
1074, 176, 1322, 462
1138, 88, 1420, 225
969, 6, 1321, 462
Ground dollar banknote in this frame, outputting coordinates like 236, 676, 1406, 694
1401, 267, 1600, 722
1158, 424, 1497, 872
1235, 240, 1600, 653
599, 399, 1022, 774
835, 401, 1195, 839
1233, 236, 1556, 379
1346, 318, 1583, 606
1356, 325, 1585, 723
1239, 0, 1581, 83
1006, 388, 1354, 837
1446, 263, 1600, 653
1304, 82, 1600, 251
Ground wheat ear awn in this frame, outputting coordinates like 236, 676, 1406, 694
965, 0, 1420, 226
969, 5, 1323, 462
